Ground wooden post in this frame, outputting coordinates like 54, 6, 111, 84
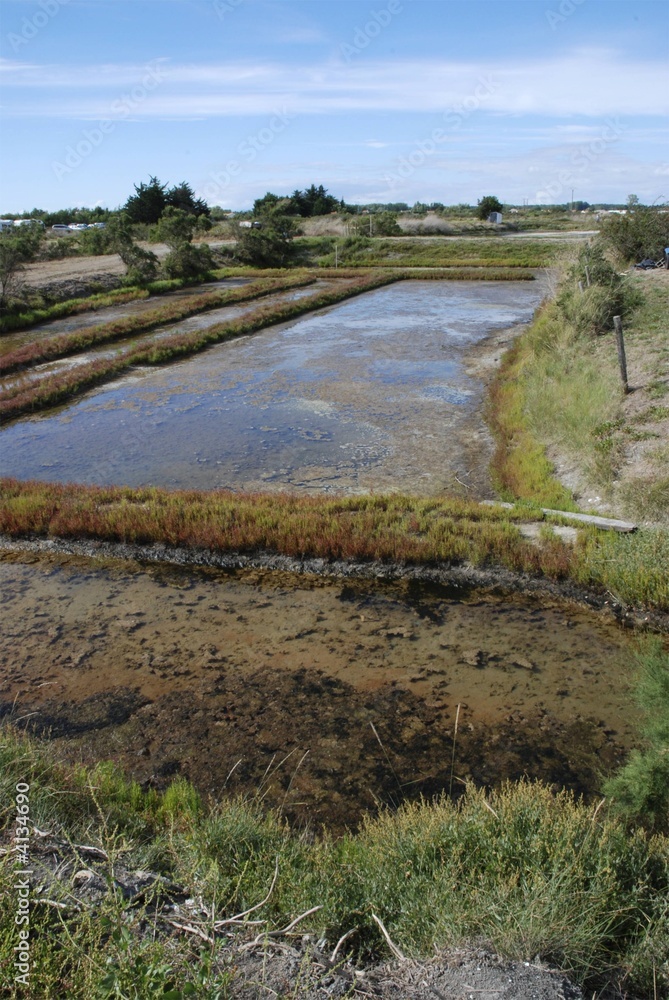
584, 265, 591, 287
613, 315, 629, 394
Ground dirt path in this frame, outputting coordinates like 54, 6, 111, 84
22, 241, 235, 293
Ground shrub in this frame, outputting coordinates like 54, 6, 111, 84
162, 242, 214, 280
604, 640, 669, 832
0, 224, 43, 307
600, 202, 669, 263
557, 242, 642, 335
477, 195, 503, 220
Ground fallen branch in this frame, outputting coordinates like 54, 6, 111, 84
34, 898, 69, 910
330, 928, 358, 963
371, 913, 406, 962
165, 918, 215, 945
213, 857, 278, 929
240, 906, 323, 952
268, 905, 323, 937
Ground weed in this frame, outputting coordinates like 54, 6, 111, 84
604, 640, 669, 832
1, 725, 667, 998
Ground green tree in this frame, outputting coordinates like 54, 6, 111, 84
253, 192, 285, 216
155, 207, 213, 279
373, 211, 402, 236
154, 206, 198, 248
166, 180, 210, 217
107, 213, 159, 284
162, 242, 214, 279
124, 177, 210, 224
0, 223, 44, 307
123, 176, 168, 224
253, 185, 342, 220
234, 216, 298, 267
477, 195, 503, 220
292, 184, 341, 217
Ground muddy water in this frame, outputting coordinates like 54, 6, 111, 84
0, 280, 545, 495
0, 277, 253, 357
0, 552, 638, 830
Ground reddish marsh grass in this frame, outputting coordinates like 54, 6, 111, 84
0, 478, 573, 578
0, 274, 317, 376
0, 271, 400, 422
2, 480, 666, 608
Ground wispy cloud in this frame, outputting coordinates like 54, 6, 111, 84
2, 50, 667, 120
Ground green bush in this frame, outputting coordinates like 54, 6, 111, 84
601, 203, 669, 262
76, 227, 114, 256
604, 640, 669, 832
557, 243, 642, 335
0, 224, 44, 307
162, 242, 214, 280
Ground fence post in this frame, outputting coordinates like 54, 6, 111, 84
613, 315, 629, 394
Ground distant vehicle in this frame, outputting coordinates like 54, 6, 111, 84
90, 222, 107, 229
13, 218, 44, 228
0, 219, 14, 233
68, 223, 89, 230
51, 224, 71, 233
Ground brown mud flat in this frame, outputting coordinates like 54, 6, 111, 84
0, 550, 641, 832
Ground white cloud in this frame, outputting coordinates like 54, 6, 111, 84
2, 50, 668, 119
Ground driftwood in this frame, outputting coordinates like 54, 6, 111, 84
481, 501, 637, 533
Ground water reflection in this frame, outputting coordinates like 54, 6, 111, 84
0, 280, 545, 494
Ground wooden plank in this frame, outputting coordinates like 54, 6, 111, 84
481, 501, 637, 533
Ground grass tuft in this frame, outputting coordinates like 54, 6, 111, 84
0, 724, 667, 997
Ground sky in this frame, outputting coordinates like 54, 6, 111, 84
0, 0, 668, 212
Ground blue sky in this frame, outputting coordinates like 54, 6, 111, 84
1, 0, 667, 212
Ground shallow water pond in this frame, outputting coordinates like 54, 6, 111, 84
0, 553, 638, 830
0, 280, 545, 495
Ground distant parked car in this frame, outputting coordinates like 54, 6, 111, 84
90, 222, 107, 229
51, 224, 71, 233
13, 218, 44, 228
68, 223, 89, 230
0, 219, 14, 233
